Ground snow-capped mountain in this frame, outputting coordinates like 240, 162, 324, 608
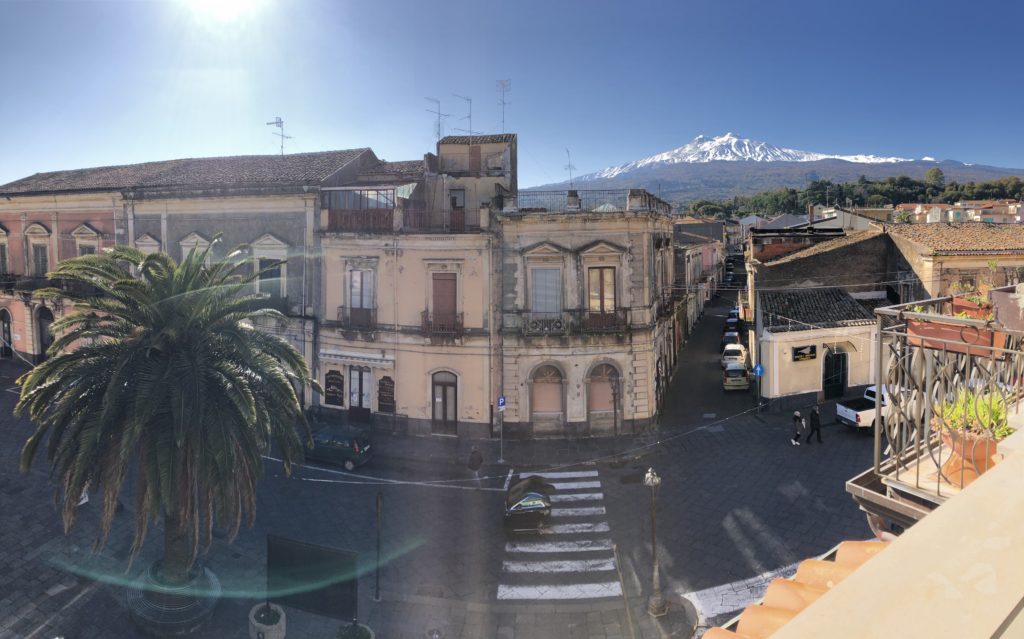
582, 132, 912, 181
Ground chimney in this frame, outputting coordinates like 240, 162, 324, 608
566, 189, 581, 211
807, 203, 815, 224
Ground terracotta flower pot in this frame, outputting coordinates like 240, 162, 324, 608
938, 427, 1000, 488
951, 296, 993, 320
249, 602, 286, 639
906, 318, 1002, 357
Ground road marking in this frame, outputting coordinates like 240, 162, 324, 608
5, 385, 18, 394
540, 522, 610, 535
549, 492, 603, 502
520, 470, 599, 479
503, 468, 514, 491
703, 412, 717, 419
505, 539, 613, 553
550, 480, 601, 490
264, 456, 504, 492
551, 506, 606, 517
502, 558, 616, 573
497, 582, 622, 600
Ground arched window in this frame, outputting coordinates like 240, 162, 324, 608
531, 365, 563, 415
588, 363, 619, 412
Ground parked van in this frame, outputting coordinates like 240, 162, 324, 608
721, 343, 747, 369
722, 363, 751, 391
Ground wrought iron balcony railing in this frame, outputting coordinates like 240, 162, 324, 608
421, 310, 464, 339
521, 311, 573, 336
402, 208, 478, 233
336, 306, 377, 331
325, 208, 394, 233
846, 285, 1024, 535
573, 308, 629, 334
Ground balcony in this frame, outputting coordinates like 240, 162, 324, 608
15, 276, 51, 292
513, 189, 672, 215
336, 305, 377, 331
847, 285, 1024, 533
325, 208, 394, 233
521, 311, 572, 336
574, 308, 629, 334
421, 310, 464, 340
402, 208, 478, 234
656, 293, 676, 319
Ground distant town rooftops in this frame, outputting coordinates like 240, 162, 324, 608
761, 213, 811, 229
760, 287, 875, 332
0, 148, 371, 196
438, 134, 516, 145
888, 222, 1024, 254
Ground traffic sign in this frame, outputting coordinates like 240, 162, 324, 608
752, 364, 764, 377
497, 395, 506, 412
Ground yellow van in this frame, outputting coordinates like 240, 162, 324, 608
722, 363, 751, 391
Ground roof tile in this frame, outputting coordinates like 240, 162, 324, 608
888, 222, 1024, 254
760, 287, 874, 331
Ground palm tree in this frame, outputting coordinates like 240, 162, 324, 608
16, 242, 314, 586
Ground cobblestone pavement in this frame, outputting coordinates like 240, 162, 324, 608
0, 286, 873, 638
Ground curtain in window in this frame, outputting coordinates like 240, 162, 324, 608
350, 270, 374, 308
531, 268, 561, 314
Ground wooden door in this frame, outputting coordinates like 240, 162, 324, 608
432, 273, 457, 327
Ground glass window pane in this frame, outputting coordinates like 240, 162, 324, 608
350, 271, 363, 308
445, 385, 456, 421
362, 270, 374, 307
258, 258, 281, 298
588, 268, 601, 312
603, 268, 615, 310
532, 268, 560, 313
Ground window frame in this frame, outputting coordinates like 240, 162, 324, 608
587, 266, 616, 313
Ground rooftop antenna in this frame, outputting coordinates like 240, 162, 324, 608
424, 97, 450, 143
565, 148, 576, 189
496, 79, 511, 133
266, 117, 292, 156
452, 93, 479, 144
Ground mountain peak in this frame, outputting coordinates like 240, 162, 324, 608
581, 133, 914, 180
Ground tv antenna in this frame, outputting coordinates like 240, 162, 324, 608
266, 117, 293, 156
424, 98, 450, 143
452, 93, 481, 144
496, 79, 511, 133
565, 148, 576, 189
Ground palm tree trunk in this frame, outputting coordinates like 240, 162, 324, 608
162, 511, 192, 585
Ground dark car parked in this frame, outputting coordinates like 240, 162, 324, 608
724, 317, 740, 333
306, 425, 373, 471
504, 475, 554, 533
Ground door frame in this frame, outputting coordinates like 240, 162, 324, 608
349, 365, 372, 423
823, 349, 848, 399
431, 371, 458, 436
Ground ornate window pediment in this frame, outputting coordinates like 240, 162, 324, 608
135, 233, 160, 254
24, 222, 50, 238
71, 223, 100, 239
578, 240, 626, 257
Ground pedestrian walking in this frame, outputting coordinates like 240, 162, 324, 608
805, 406, 823, 444
791, 410, 805, 446
468, 446, 483, 487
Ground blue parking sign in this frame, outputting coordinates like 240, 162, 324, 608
497, 395, 506, 411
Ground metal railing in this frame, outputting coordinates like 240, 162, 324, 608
573, 308, 629, 333
336, 306, 377, 331
421, 310, 464, 339
402, 208, 478, 233
847, 285, 1024, 530
516, 190, 629, 212
656, 293, 676, 319
521, 311, 573, 336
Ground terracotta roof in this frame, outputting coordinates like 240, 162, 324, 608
764, 229, 882, 265
888, 222, 1024, 254
760, 287, 875, 332
0, 148, 370, 195
438, 134, 516, 145
706, 540, 888, 638
355, 159, 424, 181
895, 203, 919, 211
674, 230, 715, 246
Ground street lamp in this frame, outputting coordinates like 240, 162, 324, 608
644, 467, 667, 616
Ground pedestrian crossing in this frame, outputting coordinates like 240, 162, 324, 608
497, 467, 622, 601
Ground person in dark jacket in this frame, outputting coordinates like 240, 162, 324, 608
791, 410, 804, 446
805, 406, 823, 443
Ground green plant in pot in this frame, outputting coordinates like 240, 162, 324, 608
933, 391, 1014, 487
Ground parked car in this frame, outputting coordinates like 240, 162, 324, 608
723, 317, 740, 333
306, 425, 373, 471
836, 385, 890, 431
728, 308, 740, 320
721, 343, 747, 368
722, 363, 751, 391
504, 475, 554, 533
720, 331, 741, 352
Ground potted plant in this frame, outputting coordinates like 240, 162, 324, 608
337, 619, 375, 639
249, 602, 286, 639
933, 391, 1015, 488
949, 263, 999, 319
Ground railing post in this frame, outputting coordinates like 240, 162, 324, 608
874, 314, 883, 473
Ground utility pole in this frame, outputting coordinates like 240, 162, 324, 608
644, 468, 667, 616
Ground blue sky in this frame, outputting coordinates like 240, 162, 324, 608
1, 0, 1022, 188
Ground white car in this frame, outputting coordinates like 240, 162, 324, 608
721, 344, 747, 368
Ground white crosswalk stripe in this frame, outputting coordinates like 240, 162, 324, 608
497, 468, 621, 601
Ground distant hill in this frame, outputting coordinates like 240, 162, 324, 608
528, 133, 1024, 204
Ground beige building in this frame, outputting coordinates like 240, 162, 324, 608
496, 189, 678, 437
755, 288, 877, 409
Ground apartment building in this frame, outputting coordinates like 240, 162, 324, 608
497, 189, 678, 437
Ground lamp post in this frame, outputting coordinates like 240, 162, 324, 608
644, 467, 667, 616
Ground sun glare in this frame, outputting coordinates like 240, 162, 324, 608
183, 0, 266, 23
